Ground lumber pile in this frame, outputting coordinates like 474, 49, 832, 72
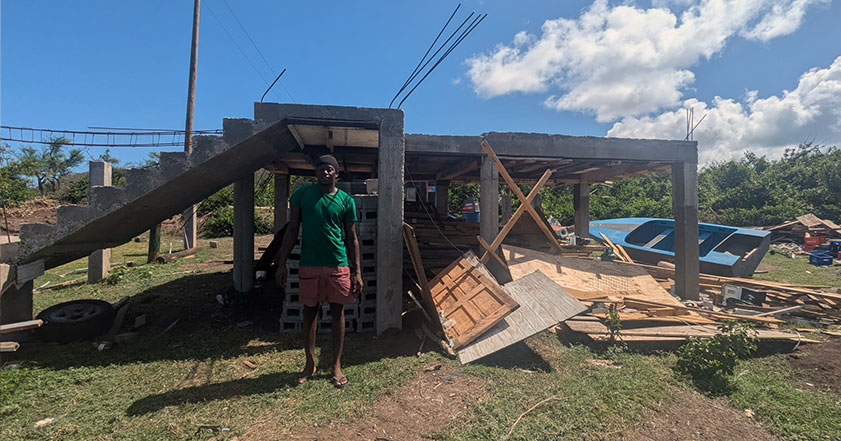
765, 213, 841, 243
623, 260, 841, 326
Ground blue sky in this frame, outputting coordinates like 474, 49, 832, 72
2, 0, 840, 166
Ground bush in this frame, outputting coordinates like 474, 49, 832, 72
674, 321, 758, 395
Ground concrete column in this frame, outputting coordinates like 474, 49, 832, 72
435, 180, 449, 216
88, 161, 111, 283
501, 193, 512, 225
573, 182, 590, 238
273, 174, 290, 233
672, 162, 700, 301
0, 280, 33, 326
233, 173, 255, 293
479, 155, 499, 242
531, 192, 543, 211
375, 112, 405, 335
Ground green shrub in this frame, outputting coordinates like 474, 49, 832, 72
675, 321, 758, 395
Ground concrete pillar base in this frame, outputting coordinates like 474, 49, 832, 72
88, 249, 111, 283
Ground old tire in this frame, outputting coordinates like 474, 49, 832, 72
35, 299, 115, 343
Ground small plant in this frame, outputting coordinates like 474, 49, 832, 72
105, 266, 127, 285
675, 321, 758, 395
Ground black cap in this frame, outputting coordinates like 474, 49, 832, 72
315, 154, 339, 171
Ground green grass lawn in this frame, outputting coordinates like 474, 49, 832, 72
2, 238, 841, 440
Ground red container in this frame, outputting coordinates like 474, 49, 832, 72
804, 236, 826, 251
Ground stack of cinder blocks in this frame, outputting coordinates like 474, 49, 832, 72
279, 193, 377, 333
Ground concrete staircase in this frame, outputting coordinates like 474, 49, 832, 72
0, 117, 297, 295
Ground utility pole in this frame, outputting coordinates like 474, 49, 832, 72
182, 0, 200, 249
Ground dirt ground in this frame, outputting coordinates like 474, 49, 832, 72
600, 387, 781, 441
788, 337, 841, 396
240, 363, 488, 441
1, 197, 58, 234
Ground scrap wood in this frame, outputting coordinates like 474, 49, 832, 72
156, 246, 201, 264
621, 297, 783, 325
0, 341, 20, 352
104, 297, 131, 341
481, 140, 566, 257
476, 235, 508, 269
402, 223, 440, 330
754, 305, 803, 317
564, 319, 815, 342
598, 232, 633, 263
0, 319, 43, 334
503, 244, 681, 306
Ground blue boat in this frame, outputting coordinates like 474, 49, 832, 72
589, 218, 771, 277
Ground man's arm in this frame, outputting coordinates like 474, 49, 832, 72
344, 221, 363, 296
274, 206, 302, 286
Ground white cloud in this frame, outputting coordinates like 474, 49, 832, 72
607, 56, 841, 163
465, 0, 826, 122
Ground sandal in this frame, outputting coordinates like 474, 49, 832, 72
297, 369, 316, 385
332, 375, 348, 389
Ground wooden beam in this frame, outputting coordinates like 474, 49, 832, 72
287, 124, 305, 150
0, 341, 19, 352
481, 140, 565, 255
0, 319, 43, 334
479, 169, 552, 265
476, 235, 508, 269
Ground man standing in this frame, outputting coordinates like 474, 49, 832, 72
275, 155, 362, 388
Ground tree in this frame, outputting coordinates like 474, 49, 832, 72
17, 138, 83, 195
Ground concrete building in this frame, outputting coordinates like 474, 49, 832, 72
0, 102, 698, 337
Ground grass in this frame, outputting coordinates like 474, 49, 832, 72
730, 357, 841, 441
752, 246, 841, 288
3, 236, 841, 440
436, 338, 675, 441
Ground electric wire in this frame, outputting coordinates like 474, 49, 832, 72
219, 0, 295, 103
389, 3, 461, 108
391, 11, 476, 108
203, 0, 284, 102
397, 13, 486, 109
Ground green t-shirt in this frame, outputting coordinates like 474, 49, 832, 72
290, 184, 357, 267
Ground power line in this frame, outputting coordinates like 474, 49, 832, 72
220, 0, 295, 102
203, 0, 284, 103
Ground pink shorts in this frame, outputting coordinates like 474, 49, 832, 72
298, 266, 354, 307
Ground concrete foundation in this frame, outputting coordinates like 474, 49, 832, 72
88, 161, 111, 283
233, 173, 255, 293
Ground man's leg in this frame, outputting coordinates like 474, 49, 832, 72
301, 304, 319, 380
329, 302, 346, 382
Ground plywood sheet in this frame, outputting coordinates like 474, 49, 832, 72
458, 271, 587, 363
429, 251, 518, 349
503, 244, 681, 306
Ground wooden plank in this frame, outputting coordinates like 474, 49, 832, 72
429, 251, 519, 349
598, 232, 630, 262
481, 141, 566, 256
614, 244, 635, 263
402, 223, 439, 328
503, 244, 682, 306
622, 297, 783, 325
476, 235, 508, 269
0, 319, 43, 334
565, 319, 811, 341
0, 341, 20, 352
479, 169, 552, 265
458, 271, 587, 363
